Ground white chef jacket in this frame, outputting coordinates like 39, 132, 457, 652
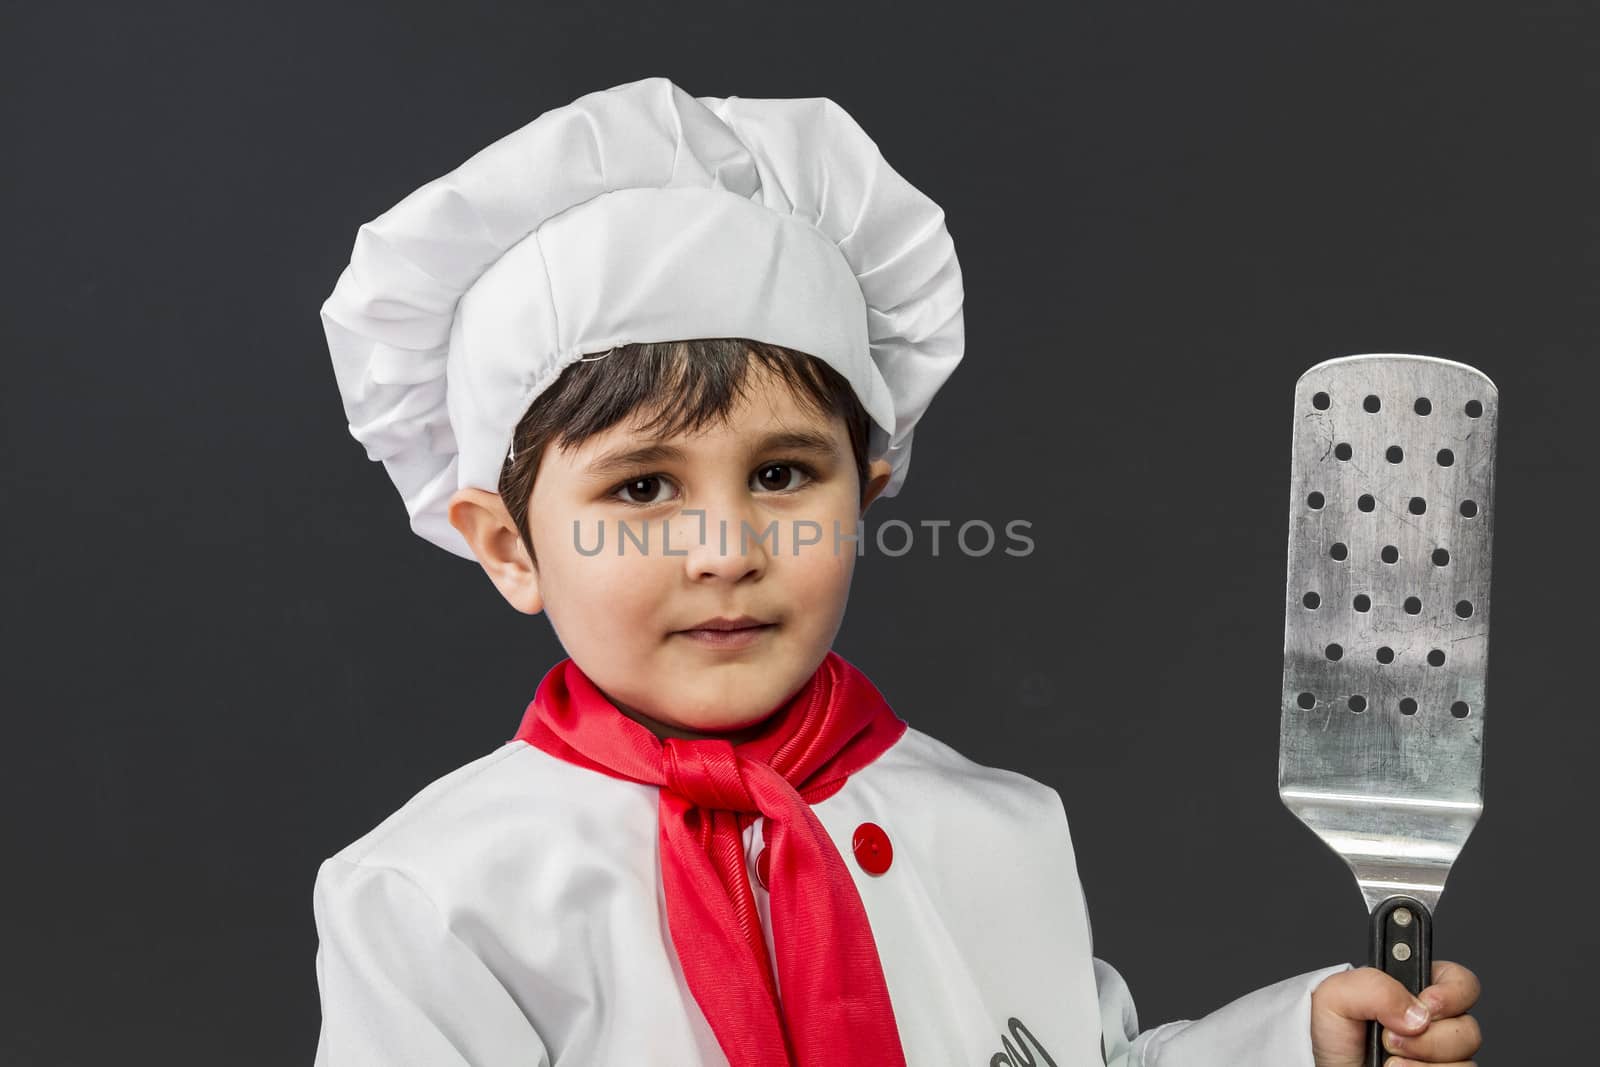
312, 724, 1350, 1065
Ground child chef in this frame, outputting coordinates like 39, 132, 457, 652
314, 76, 1483, 1066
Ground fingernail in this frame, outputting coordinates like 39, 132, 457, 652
1404, 998, 1431, 1028
1383, 1030, 1404, 1053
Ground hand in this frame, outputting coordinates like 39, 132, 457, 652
1310, 960, 1482, 1067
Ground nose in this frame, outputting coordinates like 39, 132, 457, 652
675, 494, 770, 583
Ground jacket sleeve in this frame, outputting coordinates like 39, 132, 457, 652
1094, 955, 1353, 1067
312, 857, 552, 1067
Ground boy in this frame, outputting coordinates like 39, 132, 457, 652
315, 77, 1481, 1065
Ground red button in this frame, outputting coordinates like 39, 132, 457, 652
852, 822, 893, 875
754, 847, 771, 890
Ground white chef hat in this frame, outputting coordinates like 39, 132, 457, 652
320, 76, 964, 561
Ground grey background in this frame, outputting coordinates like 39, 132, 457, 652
5, 1, 1594, 1062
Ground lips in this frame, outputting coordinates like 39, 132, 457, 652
673, 615, 776, 650
676, 615, 772, 633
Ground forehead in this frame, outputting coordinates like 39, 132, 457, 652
537, 366, 849, 487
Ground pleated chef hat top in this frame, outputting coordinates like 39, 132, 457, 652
320, 76, 965, 561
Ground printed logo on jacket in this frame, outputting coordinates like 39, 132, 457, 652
987, 1016, 1062, 1066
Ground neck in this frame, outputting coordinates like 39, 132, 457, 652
604, 690, 778, 747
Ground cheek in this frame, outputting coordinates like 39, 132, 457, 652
534, 527, 666, 631
786, 513, 859, 603
563, 556, 659, 611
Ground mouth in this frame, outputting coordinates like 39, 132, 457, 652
673, 615, 777, 650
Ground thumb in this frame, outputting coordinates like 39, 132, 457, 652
1317, 967, 1433, 1036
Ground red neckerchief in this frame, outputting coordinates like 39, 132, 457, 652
512, 650, 909, 1067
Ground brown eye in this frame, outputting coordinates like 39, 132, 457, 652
752, 464, 810, 493
616, 475, 674, 506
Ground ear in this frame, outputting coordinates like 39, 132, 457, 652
859, 457, 895, 515
446, 487, 544, 615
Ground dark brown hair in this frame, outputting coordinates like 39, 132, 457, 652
496, 338, 874, 566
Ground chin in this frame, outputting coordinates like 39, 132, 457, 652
604, 643, 825, 729
675, 691, 778, 729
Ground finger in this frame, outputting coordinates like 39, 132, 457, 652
1317, 967, 1434, 1036
1421, 960, 1482, 1018
1380, 1059, 1476, 1067
1383, 1013, 1482, 1062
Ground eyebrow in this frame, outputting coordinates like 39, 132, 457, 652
584, 429, 841, 479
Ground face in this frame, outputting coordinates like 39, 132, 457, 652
452, 363, 891, 744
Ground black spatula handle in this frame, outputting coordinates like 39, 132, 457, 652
1366, 895, 1433, 1067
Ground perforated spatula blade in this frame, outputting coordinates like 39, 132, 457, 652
1276, 354, 1496, 1067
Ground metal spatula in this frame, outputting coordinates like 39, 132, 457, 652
1276, 354, 1496, 1067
